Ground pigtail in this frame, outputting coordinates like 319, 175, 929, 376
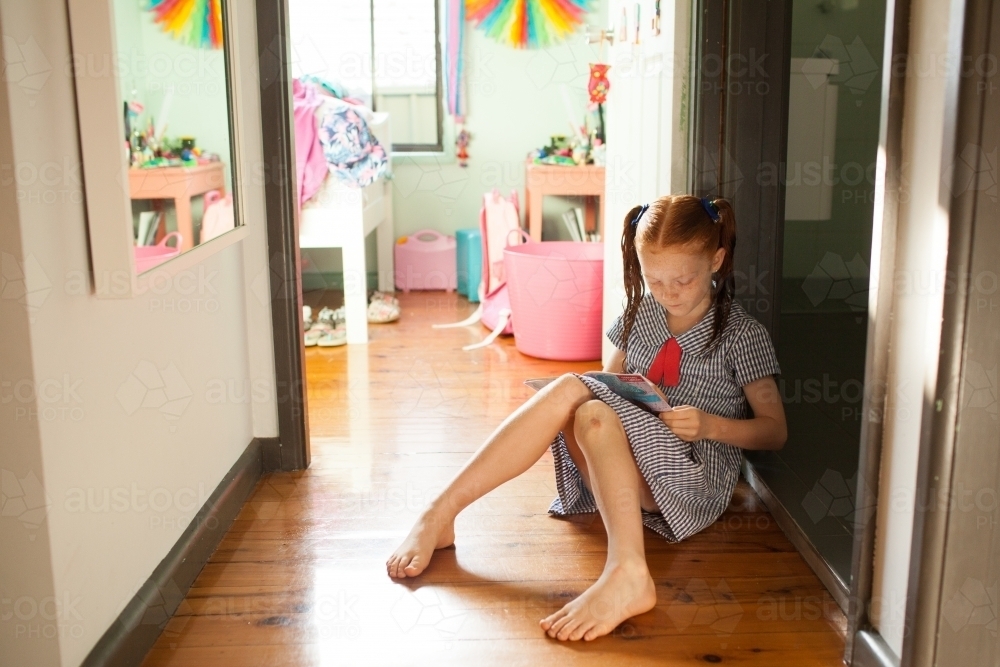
619, 204, 646, 356
709, 197, 737, 345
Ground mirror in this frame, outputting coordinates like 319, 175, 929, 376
112, 0, 240, 273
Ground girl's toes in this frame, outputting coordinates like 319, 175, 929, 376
547, 613, 573, 638
402, 556, 423, 576
569, 621, 593, 641
539, 609, 565, 631
584, 628, 601, 641
556, 619, 580, 641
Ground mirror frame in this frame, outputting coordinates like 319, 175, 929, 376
68, 0, 249, 298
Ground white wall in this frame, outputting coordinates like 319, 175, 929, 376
0, 2, 276, 666
601, 0, 692, 364
869, 0, 962, 654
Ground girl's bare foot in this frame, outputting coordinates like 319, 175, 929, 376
539, 559, 656, 641
386, 512, 456, 578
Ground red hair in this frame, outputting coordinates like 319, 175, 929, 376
620, 195, 737, 353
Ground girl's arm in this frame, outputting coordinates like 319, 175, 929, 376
659, 375, 787, 451
603, 347, 627, 373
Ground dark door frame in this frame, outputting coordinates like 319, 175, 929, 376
689, 1, 911, 662
256, 0, 310, 472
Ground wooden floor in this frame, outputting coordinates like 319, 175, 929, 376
142, 292, 847, 666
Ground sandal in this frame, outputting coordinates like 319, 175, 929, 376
314, 306, 347, 347
316, 327, 347, 347
367, 291, 400, 323
304, 306, 347, 347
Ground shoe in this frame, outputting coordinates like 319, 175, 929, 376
314, 306, 347, 347
316, 328, 347, 347
367, 291, 400, 323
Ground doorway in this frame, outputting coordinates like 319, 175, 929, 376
692, 0, 889, 596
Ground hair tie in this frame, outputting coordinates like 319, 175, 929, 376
631, 203, 649, 227
700, 197, 721, 223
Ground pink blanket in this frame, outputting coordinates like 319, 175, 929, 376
292, 79, 328, 208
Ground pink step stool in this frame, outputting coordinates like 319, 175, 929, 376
394, 230, 457, 292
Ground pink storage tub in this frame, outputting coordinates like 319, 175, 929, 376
394, 229, 457, 292
503, 241, 604, 361
135, 232, 182, 274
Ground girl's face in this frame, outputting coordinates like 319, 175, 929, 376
637, 242, 725, 318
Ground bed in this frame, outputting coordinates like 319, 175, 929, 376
298, 111, 394, 344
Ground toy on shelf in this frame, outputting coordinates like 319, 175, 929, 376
588, 63, 610, 105
466, 0, 591, 49
146, 0, 224, 50
455, 124, 471, 167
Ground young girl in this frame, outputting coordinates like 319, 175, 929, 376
386, 195, 787, 642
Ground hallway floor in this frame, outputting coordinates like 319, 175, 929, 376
142, 292, 847, 666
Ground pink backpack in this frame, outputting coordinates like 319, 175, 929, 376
434, 189, 523, 349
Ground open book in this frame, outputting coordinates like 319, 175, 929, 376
524, 372, 673, 414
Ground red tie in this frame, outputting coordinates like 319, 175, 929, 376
647, 337, 682, 387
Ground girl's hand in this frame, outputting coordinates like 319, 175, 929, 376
660, 406, 715, 442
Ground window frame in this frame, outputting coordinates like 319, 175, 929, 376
369, 0, 445, 153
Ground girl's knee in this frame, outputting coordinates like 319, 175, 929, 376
573, 399, 618, 437
546, 374, 592, 408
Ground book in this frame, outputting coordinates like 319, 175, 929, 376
524, 372, 673, 414
136, 211, 158, 245
561, 209, 582, 241
573, 206, 586, 241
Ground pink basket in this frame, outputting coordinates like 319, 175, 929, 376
394, 229, 457, 292
503, 241, 603, 361
135, 232, 182, 274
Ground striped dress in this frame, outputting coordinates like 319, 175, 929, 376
548, 295, 781, 542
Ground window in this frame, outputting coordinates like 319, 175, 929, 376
289, 0, 444, 152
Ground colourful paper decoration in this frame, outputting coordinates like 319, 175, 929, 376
466, 0, 590, 49
587, 63, 610, 104
146, 0, 224, 50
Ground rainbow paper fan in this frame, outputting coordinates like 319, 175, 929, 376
466, 0, 590, 49
146, 0, 224, 50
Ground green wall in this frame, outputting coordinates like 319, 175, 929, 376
782, 0, 887, 280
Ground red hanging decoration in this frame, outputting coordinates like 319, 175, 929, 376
588, 63, 611, 105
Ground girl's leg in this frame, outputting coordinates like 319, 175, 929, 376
387, 374, 593, 578
540, 400, 657, 641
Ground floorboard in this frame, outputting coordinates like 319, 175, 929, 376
141, 291, 846, 666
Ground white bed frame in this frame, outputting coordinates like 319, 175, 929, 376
299, 112, 394, 344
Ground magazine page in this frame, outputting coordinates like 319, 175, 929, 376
582, 372, 673, 413
523, 374, 672, 414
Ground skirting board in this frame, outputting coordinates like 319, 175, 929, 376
80, 437, 276, 667
742, 460, 850, 612
853, 630, 900, 667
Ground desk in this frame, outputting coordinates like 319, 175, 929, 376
524, 162, 606, 242
129, 162, 227, 251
